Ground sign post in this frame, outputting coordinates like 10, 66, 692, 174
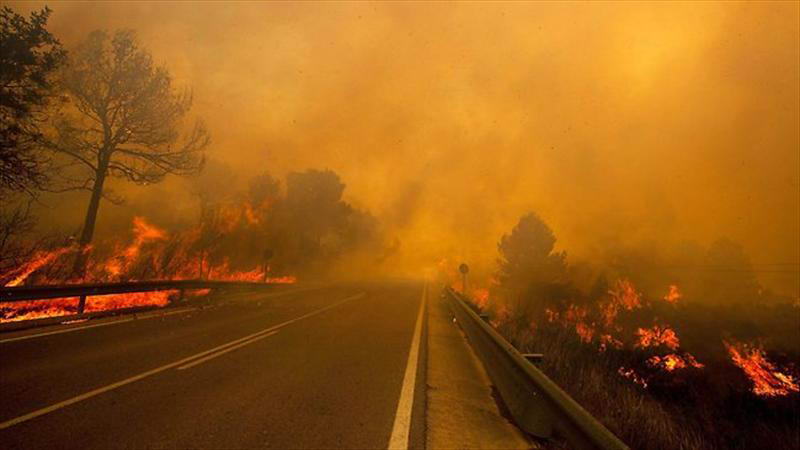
458, 263, 469, 294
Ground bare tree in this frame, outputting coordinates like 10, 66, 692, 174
46, 30, 209, 276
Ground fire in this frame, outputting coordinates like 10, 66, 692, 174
663, 284, 681, 304
635, 325, 681, 350
105, 217, 166, 277
563, 304, 595, 343
3, 246, 75, 287
618, 367, 648, 388
0, 291, 177, 323
85, 291, 174, 312
0, 205, 296, 323
243, 201, 260, 225
489, 304, 510, 329
0, 297, 80, 322
536, 279, 712, 388
264, 275, 297, 284
724, 340, 800, 397
647, 353, 704, 372
599, 333, 623, 351
473, 288, 490, 310
601, 278, 642, 327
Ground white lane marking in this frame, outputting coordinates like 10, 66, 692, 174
176, 331, 278, 370
0, 292, 365, 430
388, 282, 427, 450
0, 308, 197, 344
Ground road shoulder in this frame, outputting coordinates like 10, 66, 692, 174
426, 286, 532, 449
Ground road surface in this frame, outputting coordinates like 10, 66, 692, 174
0, 282, 427, 449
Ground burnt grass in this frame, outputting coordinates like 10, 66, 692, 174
490, 301, 800, 450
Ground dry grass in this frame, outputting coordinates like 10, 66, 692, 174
493, 314, 800, 450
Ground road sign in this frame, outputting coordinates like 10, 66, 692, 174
459, 263, 469, 274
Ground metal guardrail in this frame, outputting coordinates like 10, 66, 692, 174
0, 280, 278, 306
444, 287, 629, 450
0, 280, 278, 303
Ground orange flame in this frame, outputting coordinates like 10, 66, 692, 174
3, 246, 75, 287
105, 217, 166, 277
647, 353, 704, 372
724, 340, 800, 397
635, 325, 681, 350
618, 367, 649, 388
0, 297, 80, 322
601, 278, 642, 327
663, 284, 681, 304
473, 288, 490, 310
1, 206, 296, 323
599, 333, 623, 351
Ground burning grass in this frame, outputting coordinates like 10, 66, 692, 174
460, 280, 800, 449
0, 208, 296, 323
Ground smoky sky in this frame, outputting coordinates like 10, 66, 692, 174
10, 2, 800, 293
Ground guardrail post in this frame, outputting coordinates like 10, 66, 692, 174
77, 295, 87, 314
523, 353, 544, 364
172, 288, 184, 305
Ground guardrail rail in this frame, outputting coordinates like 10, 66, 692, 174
0, 280, 281, 317
444, 286, 629, 450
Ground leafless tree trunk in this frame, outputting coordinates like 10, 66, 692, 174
43, 30, 209, 278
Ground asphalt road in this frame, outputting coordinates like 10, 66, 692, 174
0, 281, 427, 449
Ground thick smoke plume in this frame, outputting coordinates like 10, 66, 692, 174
8, 1, 799, 295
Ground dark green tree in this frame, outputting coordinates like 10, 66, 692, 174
0, 6, 65, 196
248, 172, 280, 207
496, 212, 568, 306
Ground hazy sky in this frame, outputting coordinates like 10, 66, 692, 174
11, 1, 800, 293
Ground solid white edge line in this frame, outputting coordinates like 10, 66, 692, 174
388, 281, 427, 450
0, 317, 136, 344
176, 331, 279, 370
0, 292, 365, 430
0, 308, 204, 344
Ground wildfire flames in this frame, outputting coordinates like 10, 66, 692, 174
1, 206, 295, 323
635, 326, 680, 350
454, 272, 799, 400
647, 353, 704, 372
4, 246, 76, 287
724, 340, 800, 397
663, 284, 681, 304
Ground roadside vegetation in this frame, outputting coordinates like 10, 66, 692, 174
454, 212, 800, 450
0, 6, 382, 322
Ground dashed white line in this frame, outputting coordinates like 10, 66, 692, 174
176, 331, 279, 370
